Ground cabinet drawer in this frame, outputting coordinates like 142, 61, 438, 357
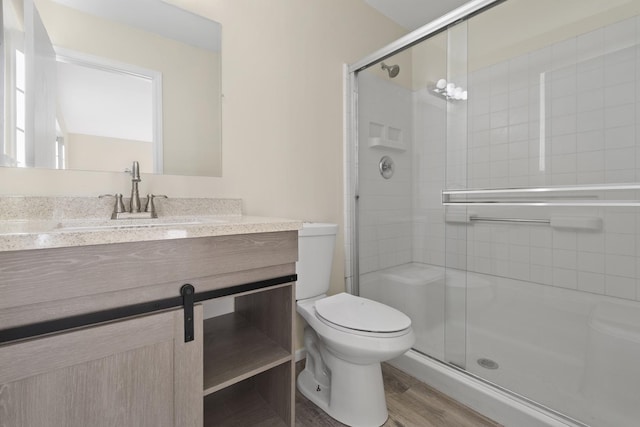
0, 231, 297, 328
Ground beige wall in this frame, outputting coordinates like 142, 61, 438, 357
469, 0, 640, 70
66, 134, 153, 173
411, 31, 447, 91
0, 0, 406, 349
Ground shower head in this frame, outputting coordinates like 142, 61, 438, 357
381, 62, 400, 78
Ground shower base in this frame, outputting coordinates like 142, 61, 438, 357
390, 350, 584, 427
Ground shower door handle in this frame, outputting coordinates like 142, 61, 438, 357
442, 184, 640, 207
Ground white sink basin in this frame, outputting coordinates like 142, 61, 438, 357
0, 217, 229, 234
57, 219, 195, 231
55, 217, 232, 231
0, 220, 57, 234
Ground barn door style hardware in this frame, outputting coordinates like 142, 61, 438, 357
0, 274, 298, 345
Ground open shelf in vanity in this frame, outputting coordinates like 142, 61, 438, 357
202, 283, 295, 426
204, 365, 291, 427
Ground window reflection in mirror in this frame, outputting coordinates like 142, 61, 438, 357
56, 50, 161, 174
1, 0, 222, 177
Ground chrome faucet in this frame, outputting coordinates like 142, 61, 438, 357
130, 161, 142, 213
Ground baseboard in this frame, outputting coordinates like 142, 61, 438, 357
295, 348, 307, 363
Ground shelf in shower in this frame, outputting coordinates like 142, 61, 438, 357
368, 137, 406, 151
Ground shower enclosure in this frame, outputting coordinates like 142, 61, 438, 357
346, 0, 640, 425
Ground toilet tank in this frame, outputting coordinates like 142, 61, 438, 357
296, 222, 338, 300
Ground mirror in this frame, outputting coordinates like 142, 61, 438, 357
1, 0, 222, 176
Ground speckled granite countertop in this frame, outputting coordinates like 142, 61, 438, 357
0, 197, 302, 252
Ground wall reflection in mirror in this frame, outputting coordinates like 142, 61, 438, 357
1, 0, 222, 177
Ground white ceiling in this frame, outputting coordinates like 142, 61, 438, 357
364, 0, 473, 31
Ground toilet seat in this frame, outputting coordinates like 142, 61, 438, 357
315, 293, 411, 337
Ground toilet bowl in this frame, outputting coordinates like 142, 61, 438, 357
296, 223, 415, 427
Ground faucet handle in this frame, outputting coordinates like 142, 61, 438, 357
99, 193, 126, 217
114, 194, 126, 213
145, 194, 168, 217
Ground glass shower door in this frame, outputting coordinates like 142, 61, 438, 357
453, 1, 640, 425
356, 32, 450, 363
443, 20, 469, 370
354, 15, 471, 372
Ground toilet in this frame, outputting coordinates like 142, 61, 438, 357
296, 222, 415, 427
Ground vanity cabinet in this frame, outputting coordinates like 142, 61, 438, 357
0, 230, 298, 427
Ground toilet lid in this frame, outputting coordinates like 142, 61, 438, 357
315, 293, 411, 333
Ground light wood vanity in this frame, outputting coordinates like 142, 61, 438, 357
0, 206, 300, 427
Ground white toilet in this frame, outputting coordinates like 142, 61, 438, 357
296, 223, 415, 427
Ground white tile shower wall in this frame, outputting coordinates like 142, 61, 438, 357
412, 87, 468, 270
462, 16, 640, 302
445, 85, 469, 270
413, 89, 447, 267
357, 72, 414, 275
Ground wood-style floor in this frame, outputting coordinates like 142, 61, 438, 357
295, 361, 502, 427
